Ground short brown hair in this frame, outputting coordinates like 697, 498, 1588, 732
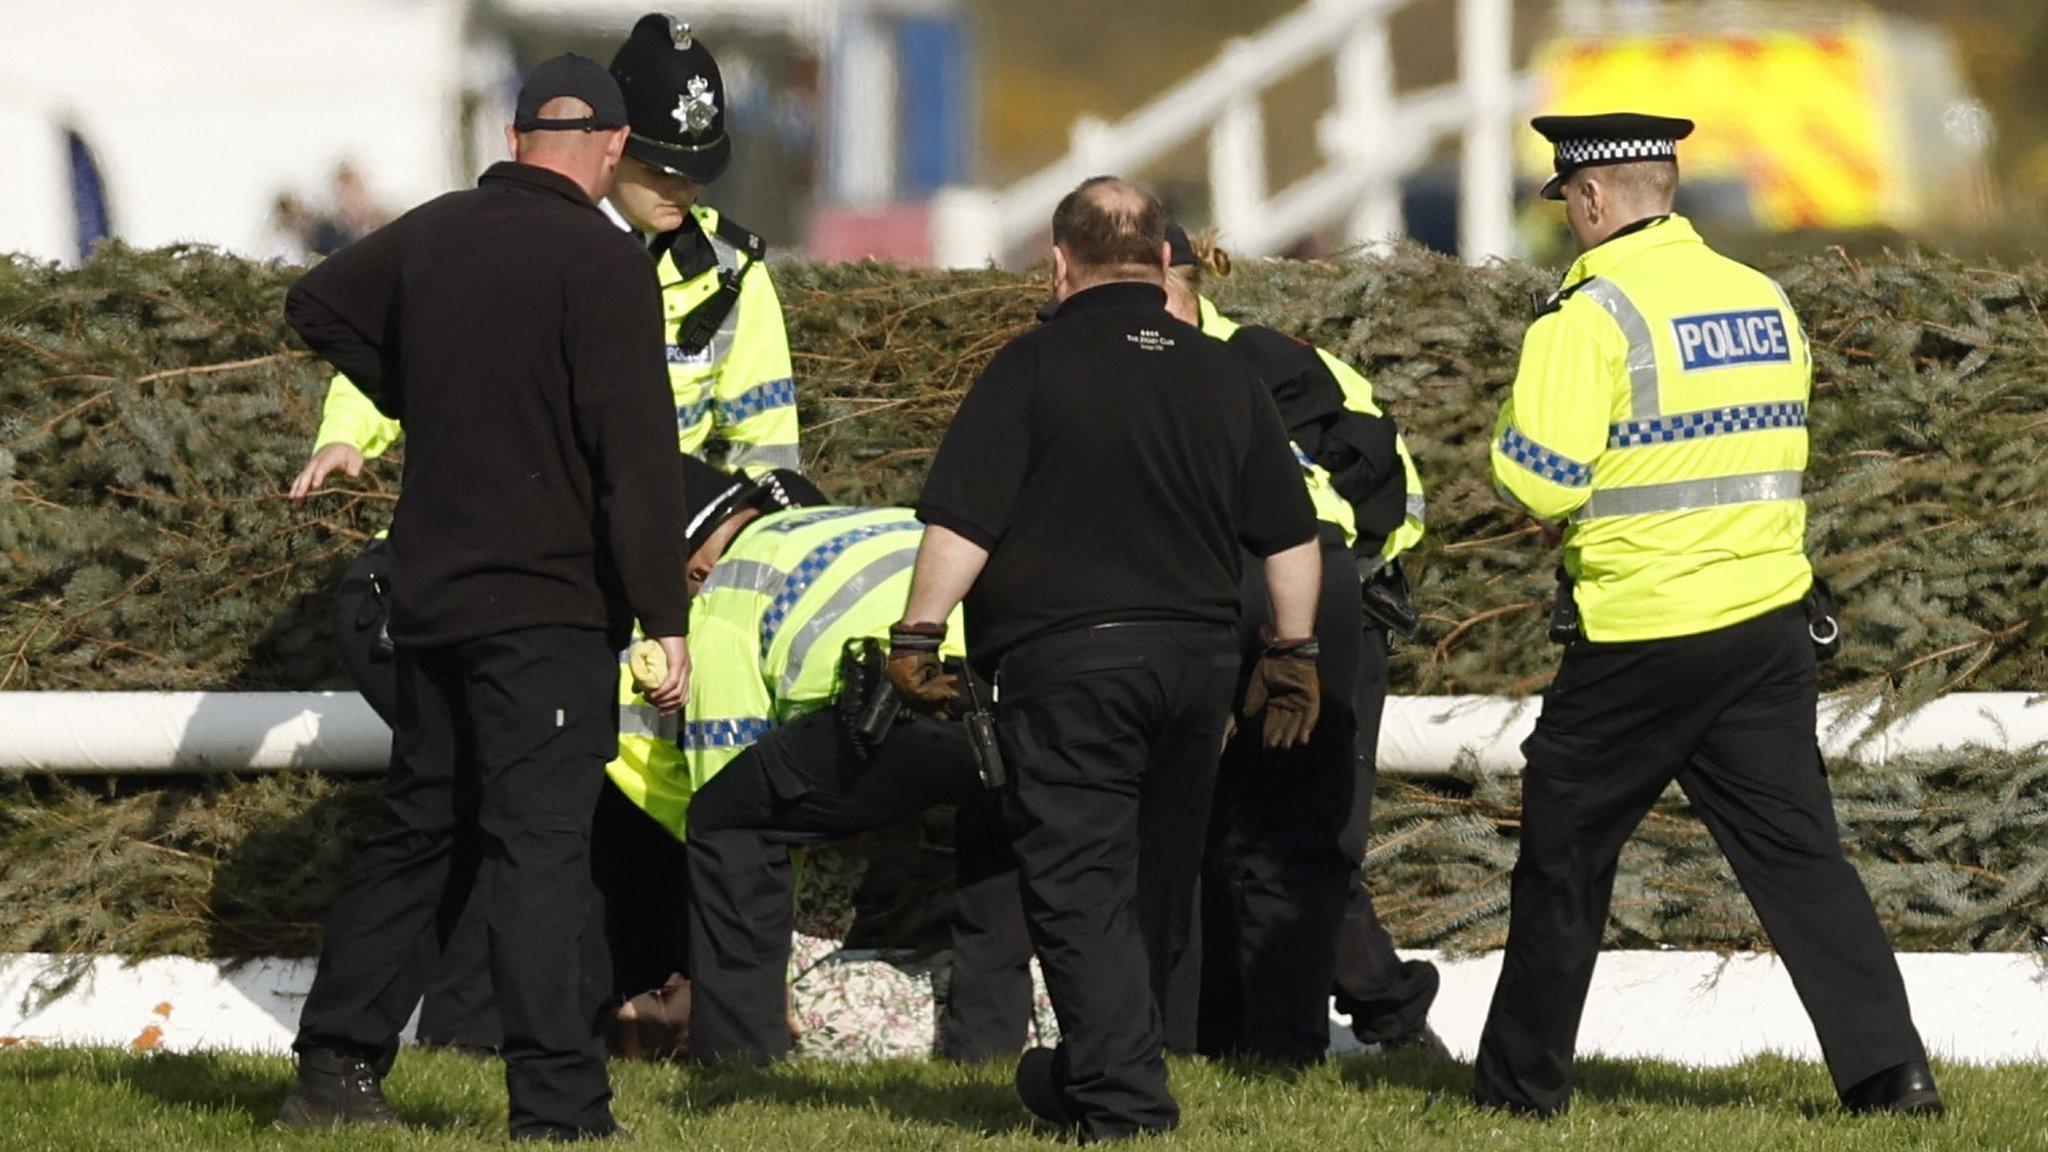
1052, 177, 1166, 278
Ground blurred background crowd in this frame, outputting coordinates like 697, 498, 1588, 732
4, 0, 2041, 270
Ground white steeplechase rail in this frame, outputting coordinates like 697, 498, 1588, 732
932, 0, 1532, 267
2, 691, 2043, 776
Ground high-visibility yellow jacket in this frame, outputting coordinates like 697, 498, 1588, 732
607, 506, 965, 840
1197, 298, 1426, 562
308, 204, 799, 473
1490, 214, 1813, 642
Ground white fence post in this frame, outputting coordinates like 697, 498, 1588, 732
1210, 92, 1268, 245
1330, 16, 1403, 248
1457, 0, 1515, 263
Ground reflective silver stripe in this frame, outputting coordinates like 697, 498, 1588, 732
1405, 491, 1426, 523
1577, 278, 1660, 419
703, 558, 784, 597
1765, 278, 1809, 367
777, 549, 918, 696
1575, 470, 1803, 520
728, 442, 801, 472
704, 231, 745, 365
619, 702, 677, 743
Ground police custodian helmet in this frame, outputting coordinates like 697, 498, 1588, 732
610, 13, 732, 184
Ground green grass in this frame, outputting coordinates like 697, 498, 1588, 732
1, 1046, 2042, 1151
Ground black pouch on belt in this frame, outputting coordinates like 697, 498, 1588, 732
1548, 567, 1581, 645
835, 637, 903, 761
1803, 575, 1843, 663
1359, 557, 1420, 637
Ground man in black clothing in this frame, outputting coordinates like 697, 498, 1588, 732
888, 177, 1324, 1143
277, 55, 691, 1142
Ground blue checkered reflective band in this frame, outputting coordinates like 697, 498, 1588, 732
1671, 309, 1793, 372
676, 396, 712, 430
681, 717, 774, 750
1498, 426, 1592, 488
759, 519, 924, 659
1609, 402, 1806, 448
719, 378, 796, 425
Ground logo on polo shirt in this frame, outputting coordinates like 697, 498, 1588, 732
1671, 309, 1792, 372
1126, 328, 1176, 352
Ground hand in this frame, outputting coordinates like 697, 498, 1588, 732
1242, 635, 1321, 749
289, 442, 366, 501
640, 635, 691, 715
886, 621, 961, 719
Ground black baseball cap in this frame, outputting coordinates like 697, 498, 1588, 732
1165, 222, 1199, 268
515, 53, 629, 132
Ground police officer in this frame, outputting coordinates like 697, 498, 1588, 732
1472, 113, 1940, 1118
635, 462, 997, 1062
1158, 225, 1442, 1062
890, 177, 1325, 1141
610, 12, 799, 474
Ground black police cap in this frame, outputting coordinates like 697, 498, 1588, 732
610, 13, 732, 184
1532, 111, 1695, 200
514, 53, 628, 132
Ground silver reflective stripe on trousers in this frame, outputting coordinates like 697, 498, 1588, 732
778, 548, 919, 695
1577, 278, 1661, 419
1575, 470, 1803, 520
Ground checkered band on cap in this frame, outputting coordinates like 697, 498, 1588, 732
1556, 137, 1679, 166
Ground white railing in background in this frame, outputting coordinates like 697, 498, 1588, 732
4, 692, 2043, 777
931, 0, 1532, 267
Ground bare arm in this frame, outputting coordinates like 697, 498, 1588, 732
902, 524, 990, 625
1261, 538, 1321, 640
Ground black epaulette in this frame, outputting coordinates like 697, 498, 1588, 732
712, 214, 768, 264
1531, 279, 1588, 319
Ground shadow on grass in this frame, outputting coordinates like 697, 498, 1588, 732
101, 1050, 476, 1131
677, 1059, 1044, 1139
1330, 1049, 1828, 1114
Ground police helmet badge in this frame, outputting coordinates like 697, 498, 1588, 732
674, 75, 718, 137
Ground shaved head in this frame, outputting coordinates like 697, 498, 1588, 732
1597, 160, 1679, 211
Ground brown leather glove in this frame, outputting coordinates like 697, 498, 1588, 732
887, 621, 962, 719
1242, 635, 1321, 749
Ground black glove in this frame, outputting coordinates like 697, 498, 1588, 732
886, 621, 961, 719
1242, 635, 1321, 749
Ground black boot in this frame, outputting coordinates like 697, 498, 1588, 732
1014, 1046, 1074, 1129
275, 1047, 401, 1128
1841, 1059, 1945, 1116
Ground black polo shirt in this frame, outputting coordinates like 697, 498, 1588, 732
917, 280, 1317, 669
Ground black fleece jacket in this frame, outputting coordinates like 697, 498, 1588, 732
285, 161, 690, 647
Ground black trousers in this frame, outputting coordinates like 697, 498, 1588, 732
1331, 593, 1439, 1044
685, 709, 986, 1063
998, 623, 1237, 1144
296, 624, 619, 1138
936, 791, 1035, 1061
1473, 604, 1927, 1115
588, 779, 693, 997
1191, 535, 1362, 1064
332, 542, 500, 1052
